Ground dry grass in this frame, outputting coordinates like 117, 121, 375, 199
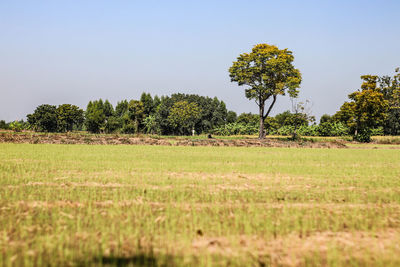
1, 143, 400, 266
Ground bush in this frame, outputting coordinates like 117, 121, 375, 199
297, 125, 319, 136
317, 122, 349, 136
353, 128, 372, 143
211, 123, 258, 136
276, 125, 295, 136
9, 121, 24, 132
370, 127, 384, 136
0, 120, 8, 130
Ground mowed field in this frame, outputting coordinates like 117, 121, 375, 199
1, 143, 400, 266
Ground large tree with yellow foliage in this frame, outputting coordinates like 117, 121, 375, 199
229, 44, 302, 139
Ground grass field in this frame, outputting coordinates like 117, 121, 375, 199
1, 143, 400, 266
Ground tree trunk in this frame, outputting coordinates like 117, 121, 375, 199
259, 116, 265, 139
259, 104, 265, 139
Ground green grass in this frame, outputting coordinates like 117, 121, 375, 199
1, 144, 400, 266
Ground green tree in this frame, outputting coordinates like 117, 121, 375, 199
332, 102, 357, 132
27, 104, 58, 132
122, 100, 145, 134
334, 75, 389, 142
154, 93, 229, 135
140, 92, 155, 116
381, 68, 400, 135
319, 114, 332, 124
115, 100, 129, 117
237, 113, 259, 125
85, 100, 106, 133
229, 44, 302, 139
167, 101, 201, 135
103, 100, 114, 118
56, 104, 84, 132
0, 120, 8, 130
153, 95, 161, 111
351, 89, 388, 141
143, 115, 158, 134
226, 111, 237, 123
274, 110, 308, 128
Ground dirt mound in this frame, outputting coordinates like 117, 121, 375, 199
0, 132, 347, 148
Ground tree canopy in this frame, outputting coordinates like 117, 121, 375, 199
229, 44, 302, 138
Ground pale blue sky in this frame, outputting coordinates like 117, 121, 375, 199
1, 0, 399, 121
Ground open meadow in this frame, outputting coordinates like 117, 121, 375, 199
1, 143, 400, 266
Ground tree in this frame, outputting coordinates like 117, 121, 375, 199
122, 100, 145, 134
350, 89, 388, 142
334, 75, 389, 142
320, 114, 332, 124
332, 102, 357, 132
274, 110, 308, 128
0, 120, 8, 130
27, 104, 58, 132
167, 101, 201, 135
85, 100, 106, 133
115, 100, 129, 117
143, 115, 158, 134
154, 93, 230, 135
229, 44, 302, 139
103, 100, 114, 118
381, 68, 400, 135
226, 111, 237, 123
140, 92, 155, 117
290, 99, 315, 139
56, 104, 84, 132
237, 113, 259, 125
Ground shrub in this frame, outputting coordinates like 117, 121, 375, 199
353, 128, 372, 143
211, 123, 258, 136
0, 120, 8, 130
9, 121, 24, 132
370, 127, 384, 136
318, 122, 349, 136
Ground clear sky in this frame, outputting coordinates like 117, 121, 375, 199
1, 0, 399, 121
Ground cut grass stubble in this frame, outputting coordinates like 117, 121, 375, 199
1, 144, 400, 266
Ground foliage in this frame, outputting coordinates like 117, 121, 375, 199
320, 114, 332, 124
385, 108, 400, 135
140, 92, 155, 117
0, 120, 8, 130
275, 110, 308, 128
105, 116, 121, 134
155, 94, 229, 135
229, 43, 302, 138
27, 104, 58, 132
85, 100, 106, 133
334, 75, 390, 142
350, 89, 388, 131
236, 113, 258, 125
9, 121, 25, 132
143, 115, 158, 134
353, 128, 372, 143
226, 111, 237, 123
317, 122, 349, 137
56, 104, 84, 132
370, 127, 384, 136
211, 122, 258, 135
167, 101, 201, 135
124, 100, 145, 134
115, 100, 129, 117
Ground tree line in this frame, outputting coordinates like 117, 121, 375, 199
1, 43, 398, 142
2, 93, 235, 135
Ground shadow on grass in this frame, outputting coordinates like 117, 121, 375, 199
87, 252, 176, 267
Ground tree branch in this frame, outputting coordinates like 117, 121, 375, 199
263, 95, 277, 120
